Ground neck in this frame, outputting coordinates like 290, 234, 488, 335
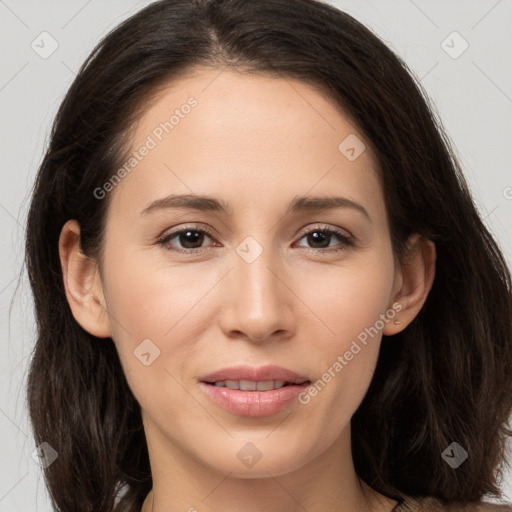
142, 480, 395, 512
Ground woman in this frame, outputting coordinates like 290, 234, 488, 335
25, 0, 512, 511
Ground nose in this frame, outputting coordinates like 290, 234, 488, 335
218, 243, 295, 343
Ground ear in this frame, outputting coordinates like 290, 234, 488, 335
58, 219, 111, 338
383, 233, 436, 336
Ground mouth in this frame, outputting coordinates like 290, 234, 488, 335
199, 364, 310, 386
202, 379, 309, 390
198, 365, 311, 417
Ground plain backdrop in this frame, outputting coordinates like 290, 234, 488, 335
0, 0, 511, 509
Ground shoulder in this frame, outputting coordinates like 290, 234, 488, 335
394, 495, 512, 511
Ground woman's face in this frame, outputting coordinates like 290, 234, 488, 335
86, 68, 405, 478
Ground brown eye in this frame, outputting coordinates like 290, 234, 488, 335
157, 225, 217, 253
295, 227, 353, 252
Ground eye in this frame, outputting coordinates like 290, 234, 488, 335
157, 225, 217, 254
294, 225, 354, 253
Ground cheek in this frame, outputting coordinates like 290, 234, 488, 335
305, 253, 395, 354
101, 248, 225, 406
102, 244, 208, 340
100, 248, 181, 374
294, 252, 395, 419
103, 268, 196, 419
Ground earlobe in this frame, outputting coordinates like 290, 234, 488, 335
58, 219, 111, 338
383, 234, 436, 336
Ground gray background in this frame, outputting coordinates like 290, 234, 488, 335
1, 0, 511, 509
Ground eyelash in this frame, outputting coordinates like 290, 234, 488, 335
156, 224, 354, 255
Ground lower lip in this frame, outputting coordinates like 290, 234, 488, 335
199, 382, 309, 417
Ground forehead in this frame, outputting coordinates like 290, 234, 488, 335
108, 67, 384, 221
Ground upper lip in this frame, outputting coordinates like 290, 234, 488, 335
200, 365, 310, 385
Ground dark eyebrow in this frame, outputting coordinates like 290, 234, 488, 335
139, 194, 233, 216
288, 195, 371, 222
139, 193, 371, 222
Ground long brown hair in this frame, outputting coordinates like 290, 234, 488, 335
24, 0, 512, 510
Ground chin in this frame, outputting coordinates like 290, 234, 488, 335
201, 449, 311, 479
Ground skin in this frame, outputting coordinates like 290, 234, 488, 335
59, 67, 436, 512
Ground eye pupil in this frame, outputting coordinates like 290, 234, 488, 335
180, 230, 204, 248
308, 231, 330, 248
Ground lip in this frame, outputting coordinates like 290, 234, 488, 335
199, 365, 311, 418
199, 365, 310, 385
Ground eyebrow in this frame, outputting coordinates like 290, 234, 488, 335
139, 193, 371, 222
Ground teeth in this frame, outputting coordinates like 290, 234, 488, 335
212, 380, 287, 390
255, 380, 285, 391
239, 379, 256, 390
